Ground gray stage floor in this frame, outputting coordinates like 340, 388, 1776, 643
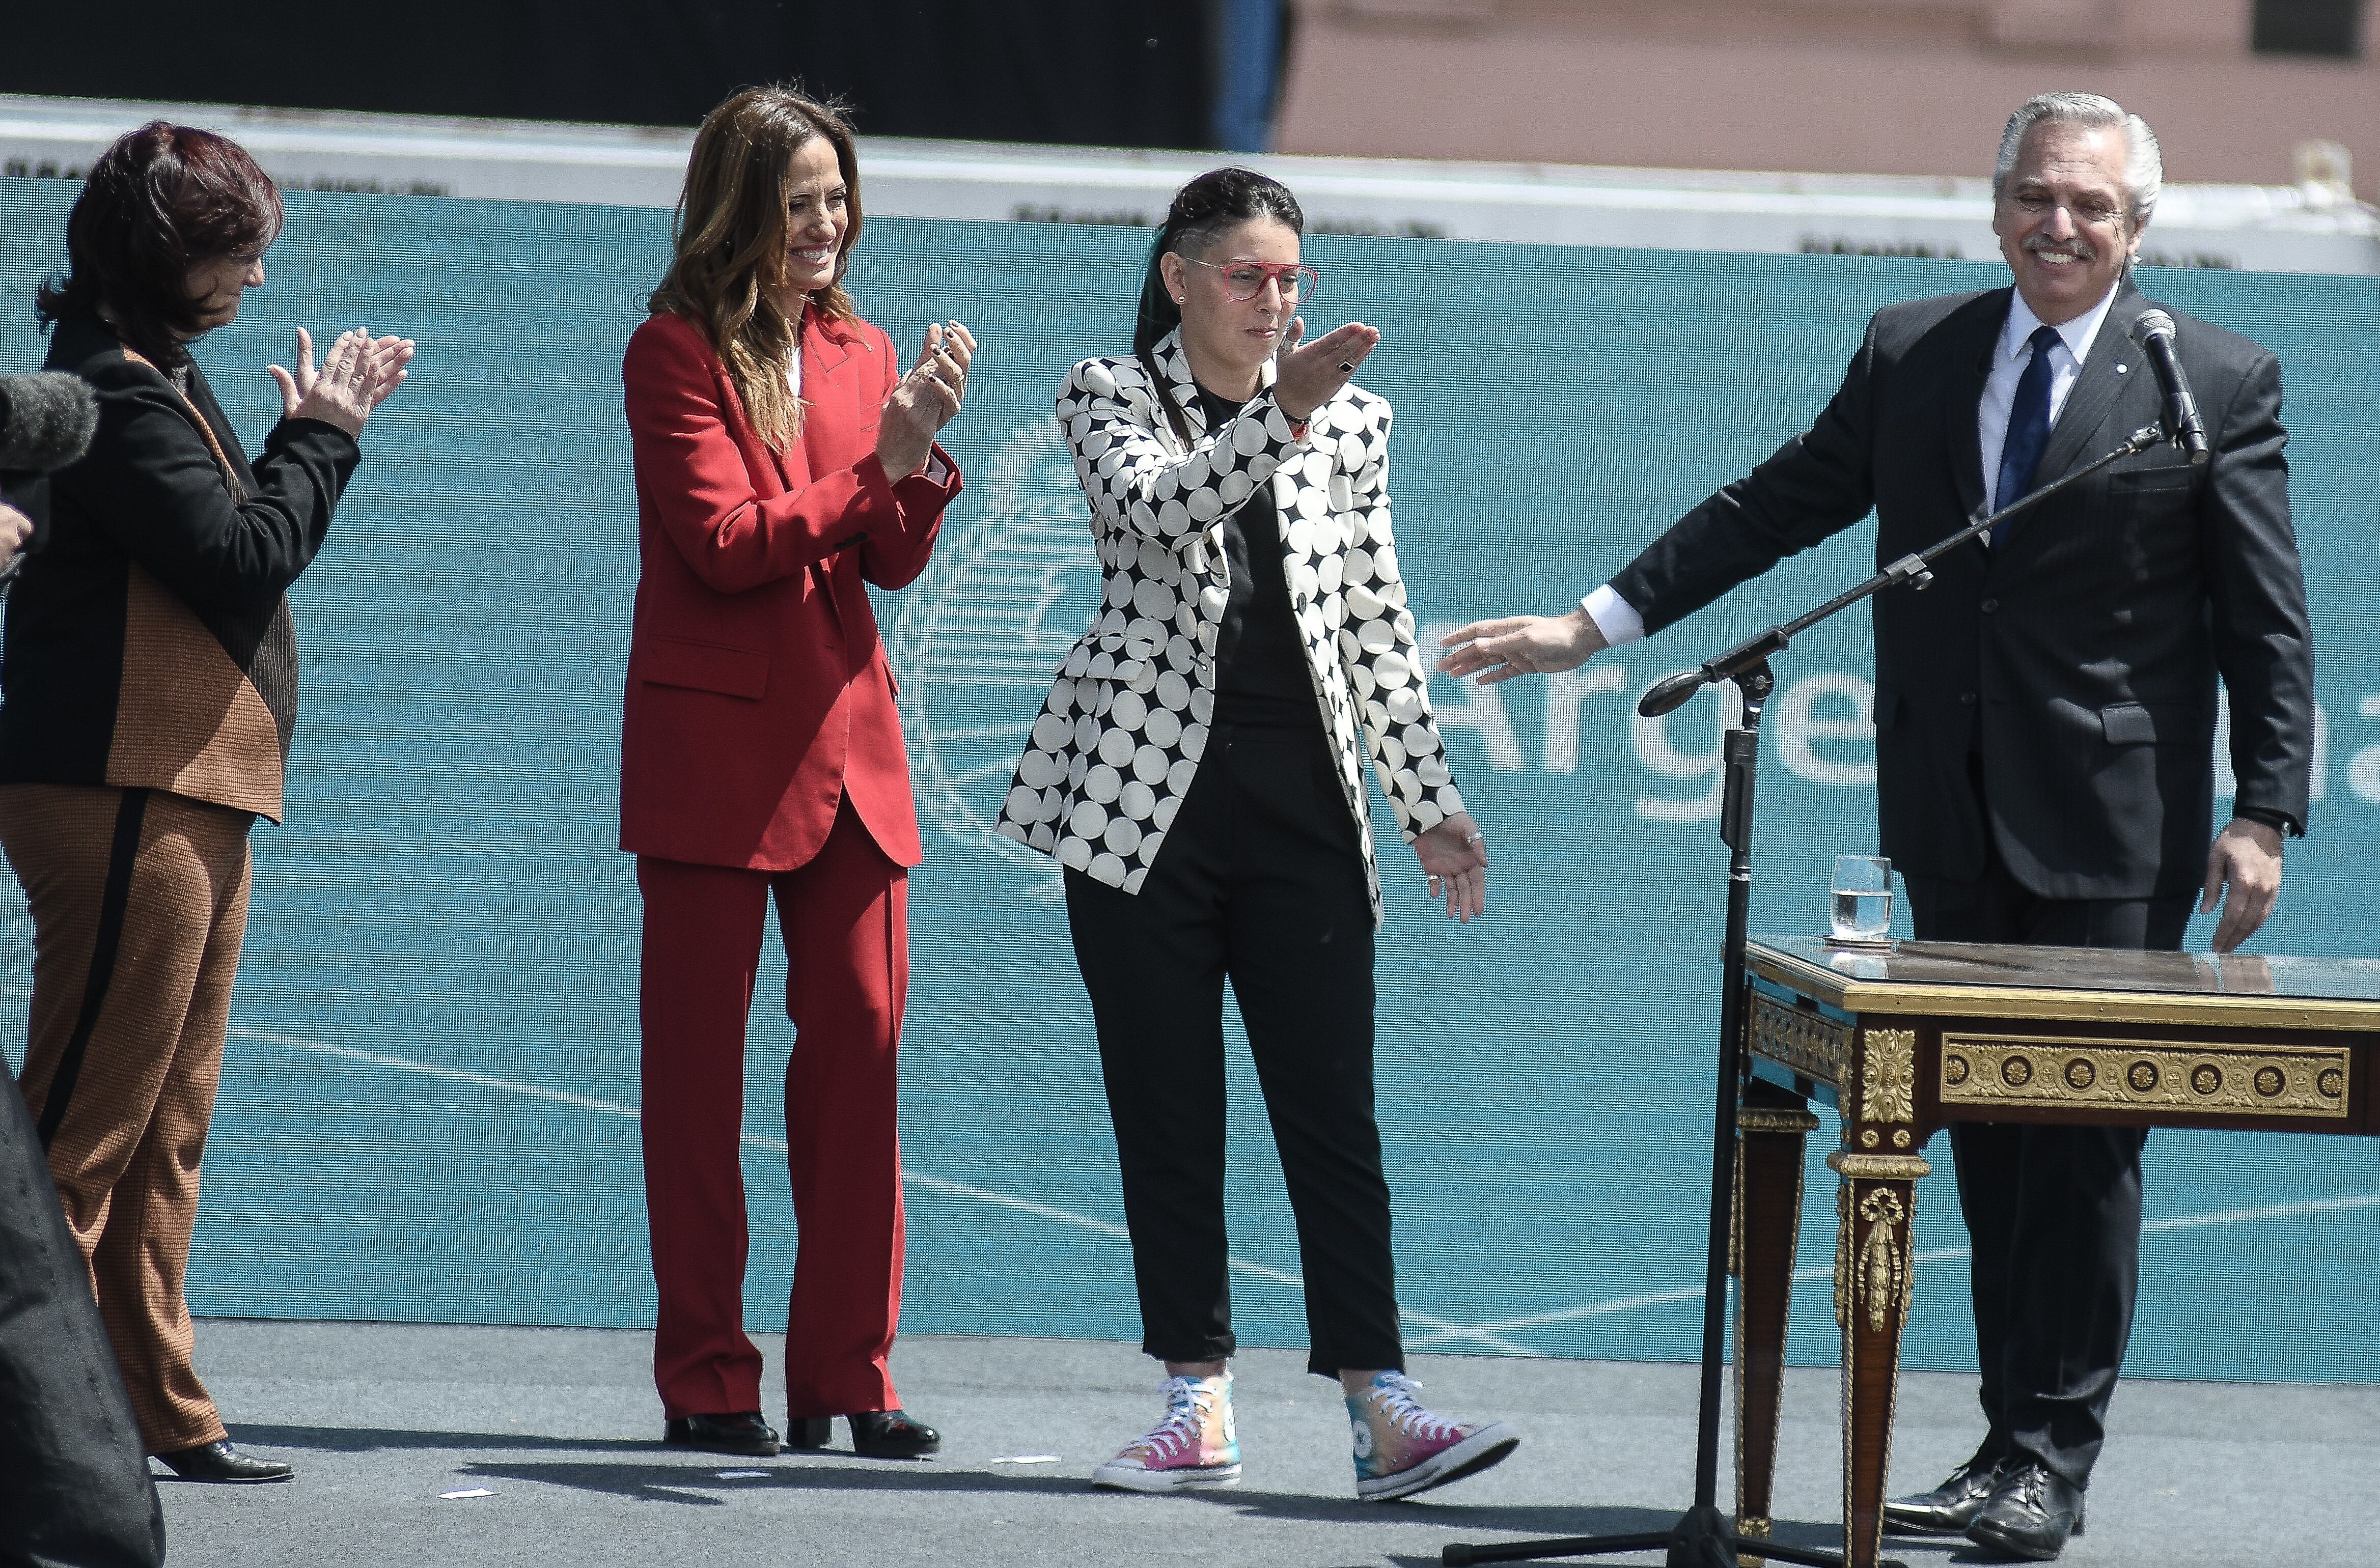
154, 1320, 2374, 1567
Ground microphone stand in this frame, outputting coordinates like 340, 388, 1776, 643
1442, 422, 2170, 1568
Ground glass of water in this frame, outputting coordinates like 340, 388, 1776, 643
1829, 855, 1893, 945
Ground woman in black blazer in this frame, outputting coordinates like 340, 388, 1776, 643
0, 122, 409, 1483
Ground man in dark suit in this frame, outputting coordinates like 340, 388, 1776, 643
1440, 92, 2313, 1561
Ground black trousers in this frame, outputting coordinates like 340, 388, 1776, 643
1904, 793, 2192, 1490
1064, 723, 1402, 1378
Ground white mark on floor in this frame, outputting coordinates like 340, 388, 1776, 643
229, 1028, 1539, 1358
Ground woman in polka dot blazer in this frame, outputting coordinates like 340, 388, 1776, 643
998, 169, 1516, 1503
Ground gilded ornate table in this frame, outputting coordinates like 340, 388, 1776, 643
1732, 936, 2378, 1568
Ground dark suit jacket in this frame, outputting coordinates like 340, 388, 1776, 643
0, 311, 358, 823
1611, 278, 2313, 900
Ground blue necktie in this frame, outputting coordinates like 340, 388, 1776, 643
1991, 324, 2063, 549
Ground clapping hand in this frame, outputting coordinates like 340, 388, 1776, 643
1415, 813, 1488, 922
878, 320, 975, 479
269, 328, 414, 439
1272, 318, 1379, 422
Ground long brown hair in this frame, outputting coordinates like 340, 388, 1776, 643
649, 87, 863, 452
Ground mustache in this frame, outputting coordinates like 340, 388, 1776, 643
2023, 235, 2095, 260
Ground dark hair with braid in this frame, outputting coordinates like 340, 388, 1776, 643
1132, 167, 1304, 446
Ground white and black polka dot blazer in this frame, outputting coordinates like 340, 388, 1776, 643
997, 329, 1466, 926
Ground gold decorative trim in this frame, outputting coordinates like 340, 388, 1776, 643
1825, 1151, 1933, 1181
1832, 1186, 1850, 1330
1749, 992, 1849, 1086
1732, 1138, 1805, 1565
1941, 1034, 2350, 1119
1729, 1141, 1744, 1280
1855, 1189, 1911, 1333
1735, 1514, 1772, 1567
1746, 943, 2380, 1032
1860, 1027, 1917, 1124
1737, 1106, 1822, 1134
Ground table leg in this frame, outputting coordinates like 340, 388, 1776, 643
1825, 1149, 1929, 1568
1733, 1092, 1820, 1566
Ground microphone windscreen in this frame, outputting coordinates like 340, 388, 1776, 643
0, 373, 100, 474
1637, 669, 1707, 719
2129, 309, 2177, 345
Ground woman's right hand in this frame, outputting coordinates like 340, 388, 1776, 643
877, 321, 975, 479
269, 327, 414, 438
1272, 317, 1380, 422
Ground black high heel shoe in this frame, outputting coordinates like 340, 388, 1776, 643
785, 1409, 941, 1458
662, 1411, 781, 1457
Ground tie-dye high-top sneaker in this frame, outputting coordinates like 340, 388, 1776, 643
1091, 1373, 1241, 1492
1347, 1371, 1519, 1502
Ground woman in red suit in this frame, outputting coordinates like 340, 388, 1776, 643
620, 86, 970, 1460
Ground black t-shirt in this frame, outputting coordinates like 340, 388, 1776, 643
1193, 385, 1315, 730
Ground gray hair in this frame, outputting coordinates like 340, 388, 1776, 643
1992, 92, 2163, 228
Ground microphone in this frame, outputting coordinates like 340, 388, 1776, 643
1638, 668, 1707, 719
0, 372, 99, 474
0, 373, 98, 582
2127, 310, 2209, 466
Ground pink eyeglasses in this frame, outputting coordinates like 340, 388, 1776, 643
1188, 257, 1319, 305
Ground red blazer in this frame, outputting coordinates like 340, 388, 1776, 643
619, 307, 957, 871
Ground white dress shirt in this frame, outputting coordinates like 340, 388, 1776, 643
1580, 281, 2125, 648
1977, 283, 2118, 515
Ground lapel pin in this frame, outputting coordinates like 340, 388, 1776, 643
2116, 362, 2129, 374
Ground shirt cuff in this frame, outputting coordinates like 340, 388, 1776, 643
2231, 804, 2303, 839
1581, 584, 1646, 648
923, 450, 952, 487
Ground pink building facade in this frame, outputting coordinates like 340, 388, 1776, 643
1277, 1, 2380, 203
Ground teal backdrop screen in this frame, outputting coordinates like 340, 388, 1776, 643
4, 179, 2375, 1383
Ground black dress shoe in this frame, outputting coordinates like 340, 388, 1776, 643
784, 1409, 941, 1458
156, 1440, 294, 1483
1966, 1463, 2086, 1561
1883, 1449, 2003, 1535
662, 1411, 781, 1457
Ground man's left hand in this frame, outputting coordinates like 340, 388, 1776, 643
2201, 818, 2284, 954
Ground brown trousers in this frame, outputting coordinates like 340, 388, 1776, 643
1, 782, 254, 1454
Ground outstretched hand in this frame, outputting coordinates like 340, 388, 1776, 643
269, 327, 414, 438
1436, 607, 1608, 685
1272, 318, 1379, 422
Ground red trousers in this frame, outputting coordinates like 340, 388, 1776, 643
636, 802, 908, 1420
